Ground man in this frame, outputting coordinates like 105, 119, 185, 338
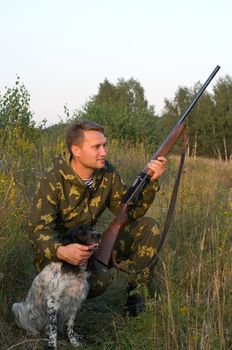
29, 120, 167, 316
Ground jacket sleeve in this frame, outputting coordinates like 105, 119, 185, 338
129, 179, 160, 220
28, 170, 61, 271
108, 170, 160, 220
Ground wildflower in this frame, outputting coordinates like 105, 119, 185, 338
179, 306, 188, 315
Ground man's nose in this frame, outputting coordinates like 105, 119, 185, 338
100, 145, 106, 156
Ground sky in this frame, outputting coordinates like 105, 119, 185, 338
0, 0, 231, 126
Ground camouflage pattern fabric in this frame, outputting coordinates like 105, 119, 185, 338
28, 151, 160, 289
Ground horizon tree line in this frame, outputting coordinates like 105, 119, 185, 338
0, 75, 232, 160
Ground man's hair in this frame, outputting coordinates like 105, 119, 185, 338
65, 120, 105, 152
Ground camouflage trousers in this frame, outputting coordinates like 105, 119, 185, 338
88, 216, 160, 298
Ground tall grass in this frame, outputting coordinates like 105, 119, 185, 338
148, 156, 232, 349
0, 128, 231, 349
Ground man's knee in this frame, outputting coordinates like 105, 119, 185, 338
87, 261, 113, 298
132, 216, 160, 238
129, 216, 161, 265
138, 216, 159, 227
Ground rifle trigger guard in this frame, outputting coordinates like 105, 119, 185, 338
111, 250, 120, 269
111, 250, 129, 274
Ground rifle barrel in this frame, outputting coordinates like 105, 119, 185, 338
122, 65, 220, 205
178, 65, 220, 125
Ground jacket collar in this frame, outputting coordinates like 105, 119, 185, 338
55, 150, 105, 190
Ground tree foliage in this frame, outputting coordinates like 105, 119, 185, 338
72, 75, 232, 159
74, 78, 159, 149
1, 74, 232, 160
211, 76, 232, 160
0, 77, 38, 142
159, 76, 232, 159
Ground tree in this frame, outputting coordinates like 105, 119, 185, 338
0, 76, 37, 141
160, 83, 217, 158
74, 78, 158, 148
212, 76, 232, 160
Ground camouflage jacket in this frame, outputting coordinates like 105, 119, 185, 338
29, 151, 159, 271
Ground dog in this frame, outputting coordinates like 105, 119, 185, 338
12, 224, 100, 349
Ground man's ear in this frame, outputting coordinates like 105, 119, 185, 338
71, 144, 81, 157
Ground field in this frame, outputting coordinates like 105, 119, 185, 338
0, 129, 231, 349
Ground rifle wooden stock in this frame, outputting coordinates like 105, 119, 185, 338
94, 203, 128, 265
145, 123, 185, 175
93, 65, 220, 267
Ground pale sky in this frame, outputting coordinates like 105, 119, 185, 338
0, 0, 231, 125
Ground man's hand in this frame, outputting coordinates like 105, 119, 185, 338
147, 156, 167, 181
56, 243, 97, 265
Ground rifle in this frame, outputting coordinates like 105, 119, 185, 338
94, 65, 220, 267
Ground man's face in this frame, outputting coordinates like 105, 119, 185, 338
72, 130, 107, 171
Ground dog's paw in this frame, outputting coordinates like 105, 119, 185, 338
44, 339, 57, 350
69, 333, 83, 347
44, 345, 56, 350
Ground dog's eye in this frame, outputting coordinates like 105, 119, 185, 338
79, 225, 86, 234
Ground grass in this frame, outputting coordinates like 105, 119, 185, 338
0, 128, 231, 349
